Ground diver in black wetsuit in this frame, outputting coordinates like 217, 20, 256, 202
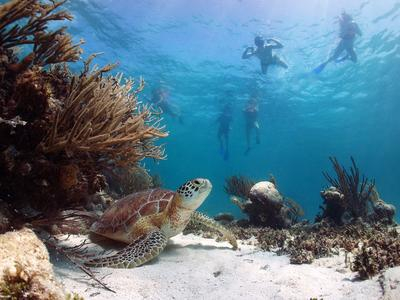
243, 96, 260, 154
313, 12, 362, 73
150, 87, 183, 124
217, 101, 233, 160
242, 35, 288, 75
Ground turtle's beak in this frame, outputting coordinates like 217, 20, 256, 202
199, 179, 212, 193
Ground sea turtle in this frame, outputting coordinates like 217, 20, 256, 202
85, 178, 237, 268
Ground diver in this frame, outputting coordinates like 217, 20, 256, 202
217, 101, 233, 160
313, 11, 362, 74
242, 35, 288, 75
243, 96, 260, 154
150, 87, 183, 124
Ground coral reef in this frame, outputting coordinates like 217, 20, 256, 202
0, 228, 65, 299
0, 0, 167, 231
351, 227, 400, 279
229, 178, 303, 229
318, 157, 395, 225
224, 175, 255, 200
185, 220, 400, 278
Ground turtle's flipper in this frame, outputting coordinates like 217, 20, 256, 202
190, 211, 238, 250
85, 230, 167, 268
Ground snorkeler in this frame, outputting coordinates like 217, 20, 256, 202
242, 35, 288, 75
217, 101, 233, 160
243, 96, 260, 154
150, 87, 183, 124
313, 11, 362, 74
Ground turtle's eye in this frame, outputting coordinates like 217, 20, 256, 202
193, 179, 201, 185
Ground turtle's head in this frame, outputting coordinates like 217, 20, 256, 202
177, 178, 212, 210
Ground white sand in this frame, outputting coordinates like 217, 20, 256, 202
53, 234, 399, 300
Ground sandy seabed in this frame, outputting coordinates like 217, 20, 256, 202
54, 234, 400, 300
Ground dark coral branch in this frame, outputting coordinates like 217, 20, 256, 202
321, 156, 375, 223
224, 175, 255, 200
0, 0, 82, 69
43, 235, 116, 293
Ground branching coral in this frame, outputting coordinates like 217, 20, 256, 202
224, 175, 255, 200
0, 0, 83, 67
39, 56, 167, 164
319, 157, 376, 224
0, 0, 168, 228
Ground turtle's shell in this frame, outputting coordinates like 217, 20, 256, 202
91, 189, 175, 237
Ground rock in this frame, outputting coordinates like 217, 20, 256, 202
249, 181, 283, 207
0, 228, 65, 299
372, 200, 396, 224
320, 186, 344, 202
241, 181, 290, 228
318, 186, 346, 225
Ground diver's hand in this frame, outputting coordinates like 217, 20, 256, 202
242, 47, 255, 59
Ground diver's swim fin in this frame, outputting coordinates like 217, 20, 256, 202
312, 62, 327, 74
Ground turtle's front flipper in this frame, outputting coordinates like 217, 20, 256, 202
190, 211, 238, 250
85, 230, 167, 268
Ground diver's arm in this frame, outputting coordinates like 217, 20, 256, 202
267, 38, 283, 49
242, 47, 255, 59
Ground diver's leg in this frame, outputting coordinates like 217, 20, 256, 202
245, 125, 251, 154
254, 122, 260, 144
273, 55, 288, 69
224, 133, 229, 160
314, 41, 345, 73
261, 63, 268, 74
218, 130, 224, 154
329, 40, 346, 63
347, 47, 357, 62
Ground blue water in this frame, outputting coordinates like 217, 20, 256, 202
65, 0, 399, 220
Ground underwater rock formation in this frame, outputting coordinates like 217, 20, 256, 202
318, 157, 395, 225
369, 187, 396, 225
0, 228, 65, 299
0, 0, 167, 232
229, 179, 303, 229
